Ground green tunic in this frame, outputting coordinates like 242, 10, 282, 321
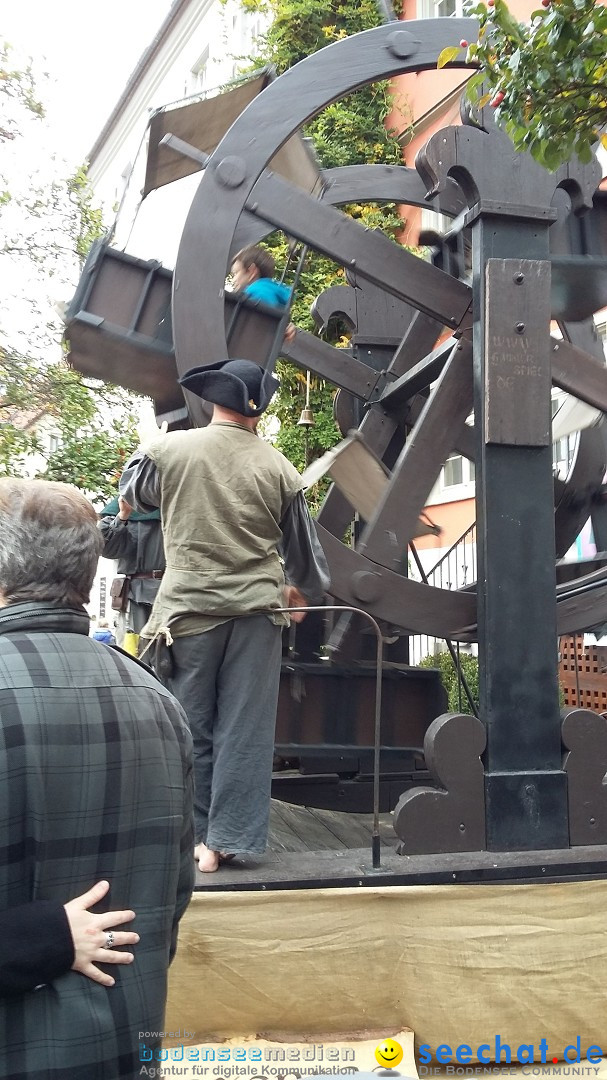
141, 422, 303, 638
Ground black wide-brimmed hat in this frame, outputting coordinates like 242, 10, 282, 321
178, 359, 280, 418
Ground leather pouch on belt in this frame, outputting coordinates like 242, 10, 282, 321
110, 576, 129, 613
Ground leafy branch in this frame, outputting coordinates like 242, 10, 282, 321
438, 0, 607, 170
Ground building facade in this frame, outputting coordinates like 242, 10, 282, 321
85, 0, 607, 659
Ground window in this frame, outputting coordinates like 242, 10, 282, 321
551, 393, 579, 479
443, 454, 463, 488
428, 452, 474, 504
420, 207, 451, 236
552, 434, 576, 477
435, 0, 459, 14
442, 454, 475, 488
189, 47, 210, 95
418, 0, 464, 16
48, 434, 59, 454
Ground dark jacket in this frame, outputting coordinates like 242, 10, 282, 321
0, 602, 194, 1080
0, 901, 73, 998
99, 515, 165, 609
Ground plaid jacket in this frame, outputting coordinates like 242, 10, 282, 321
0, 603, 195, 1080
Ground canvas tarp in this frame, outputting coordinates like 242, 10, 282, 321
165, 880, 607, 1061
143, 73, 322, 199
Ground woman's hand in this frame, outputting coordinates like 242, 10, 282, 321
64, 880, 139, 987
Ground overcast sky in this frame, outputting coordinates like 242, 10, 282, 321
1, 1, 176, 354
3, 0, 174, 164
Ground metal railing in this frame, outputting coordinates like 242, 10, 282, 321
408, 521, 478, 691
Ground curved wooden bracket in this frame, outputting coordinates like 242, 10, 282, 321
393, 711, 486, 854
562, 707, 607, 845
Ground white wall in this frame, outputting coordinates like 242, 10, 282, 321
88, 556, 117, 623
89, 0, 268, 270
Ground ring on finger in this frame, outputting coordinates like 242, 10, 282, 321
105, 931, 115, 949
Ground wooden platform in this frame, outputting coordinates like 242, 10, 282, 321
194, 799, 399, 890
193, 799, 607, 891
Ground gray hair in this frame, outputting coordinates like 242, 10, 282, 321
0, 479, 103, 608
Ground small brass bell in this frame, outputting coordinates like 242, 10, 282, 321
297, 406, 315, 428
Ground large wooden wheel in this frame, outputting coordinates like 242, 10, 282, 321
172, 19, 607, 642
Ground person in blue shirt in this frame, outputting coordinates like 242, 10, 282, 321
231, 245, 296, 342
92, 619, 115, 645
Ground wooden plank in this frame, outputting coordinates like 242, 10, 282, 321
283, 330, 378, 400
346, 811, 399, 848
273, 802, 347, 851
267, 802, 308, 852
357, 341, 473, 569
551, 335, 607, 412
484, 259, 551, 446
379, 337, 457, 407
195, 841, 607, 891
319, 524, 477, 639
247, 171, 472, 330
306, 807, 379, 849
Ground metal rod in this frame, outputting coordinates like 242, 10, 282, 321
457, 639, 462, 712
159, 132, 210, 169
428, 519, 476, 579
262, 242, 309, 371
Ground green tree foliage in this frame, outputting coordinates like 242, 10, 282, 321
0, 43, 139, 500
419, 649, 480, 712
0, 346, 139, 502
235, 0, 408, 491
439, 0, 607, 170
40, 369, 139, 505
241, 0, 407, 169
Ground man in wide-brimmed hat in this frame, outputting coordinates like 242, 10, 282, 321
119, 359, 329, 873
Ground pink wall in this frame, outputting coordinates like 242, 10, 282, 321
387, 0, 588, 243
416, 496, 475, 552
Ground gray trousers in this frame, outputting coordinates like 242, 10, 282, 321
166, 615, 282, 854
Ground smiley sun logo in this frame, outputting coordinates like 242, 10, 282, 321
375, 1039, 404, 1068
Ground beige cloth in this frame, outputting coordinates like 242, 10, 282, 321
166, 882, 607, 1060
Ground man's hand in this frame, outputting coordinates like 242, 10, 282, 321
64, 880, 139, 987
284, 584, 308, 623
117, 496, 132, 521
284, 322, 296, 344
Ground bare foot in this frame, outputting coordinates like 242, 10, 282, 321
194, 843, 220, 873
